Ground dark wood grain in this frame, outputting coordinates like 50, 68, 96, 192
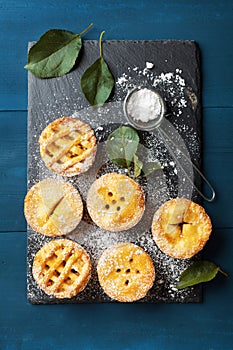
0, 111, 27, 232
0, 0, 233, 348
0, 0, 232, 110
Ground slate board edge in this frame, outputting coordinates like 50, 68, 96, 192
26, 40, 203, 304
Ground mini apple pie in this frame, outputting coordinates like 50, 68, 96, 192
24, 178, 83, 236
39, 117, 97, 177
32, 239, 91, 299
151, 198, 212, 259
86, 173, 145, 232
97, 243, 155, 302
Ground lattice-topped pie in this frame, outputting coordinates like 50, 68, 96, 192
39, 117, 97, 177
151, 198, 212, 259
86, 173, 145, 232
24, 178, 83, 236
97, 243, 155, 302
32, 239, 91, 299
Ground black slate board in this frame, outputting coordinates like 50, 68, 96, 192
27, 40, 202, 304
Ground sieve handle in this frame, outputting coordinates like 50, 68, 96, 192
158, 127, 216, 202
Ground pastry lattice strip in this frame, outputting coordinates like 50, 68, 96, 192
38, 244, 88, 294
45, 128, 94, 166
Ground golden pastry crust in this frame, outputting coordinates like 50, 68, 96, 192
86, 173, 145, 232
39, 117, 97, 177
97, 243, 155, 302
151, 198, 212, 259
32, 239, 91, 299
24, 178, 83, 236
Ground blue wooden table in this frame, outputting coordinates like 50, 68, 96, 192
1, 1, 233, 349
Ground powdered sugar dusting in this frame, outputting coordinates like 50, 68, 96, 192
116, 66, 189, 118
27, 107, 200, 303
27, 44, 202, 304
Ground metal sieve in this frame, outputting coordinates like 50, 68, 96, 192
123, 85, 215, 202
123, 86, 166, 131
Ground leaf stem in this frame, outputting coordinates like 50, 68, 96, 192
219, 268, 228, 277
99, 31, 105, 58
79, 23, 94, 37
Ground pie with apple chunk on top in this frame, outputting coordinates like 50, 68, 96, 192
24, 178, 83, 236
151, 198, 212, 259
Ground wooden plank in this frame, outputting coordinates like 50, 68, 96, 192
0, 0, 233, 110
203, 152, 233, 228
0, 111, 27, 232
203, 108, 233, 152
0, 230, 232, 349
0, 0, 232, 347
202, 107, 233, 227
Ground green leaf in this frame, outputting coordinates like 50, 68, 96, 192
106, 126, 140, 168
176, 260, 221, 289
25, 23, 93, 78
80, 31, 114, 106
142, 161, 163, 177
134, 154, 143, 178
80, 57, 114, 106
